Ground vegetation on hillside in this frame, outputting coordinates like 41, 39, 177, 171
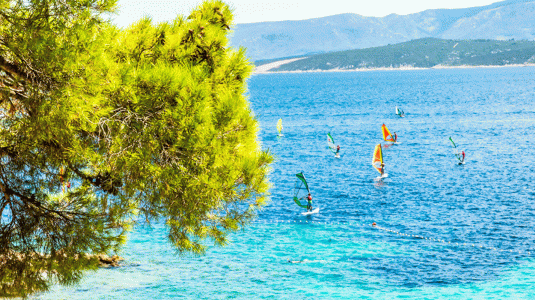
270, 38, 535, 72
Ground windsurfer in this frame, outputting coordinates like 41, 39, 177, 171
307, 193, 313, 211
336, 145, 340, 155
396, 106, 405, 117
277, 119, 283, 136
380, 162, 385, 176
393, 132, 397, 142
461, 151, 465, 163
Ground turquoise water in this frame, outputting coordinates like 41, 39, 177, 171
37, 67, 535, 299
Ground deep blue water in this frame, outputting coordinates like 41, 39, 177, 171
37, 67, 535, 299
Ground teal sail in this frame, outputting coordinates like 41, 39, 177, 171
449, 137, 462, 162
293, 172, 310, 208
327, 133, 336, 153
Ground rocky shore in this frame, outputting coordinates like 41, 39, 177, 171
95, 254, 124, 267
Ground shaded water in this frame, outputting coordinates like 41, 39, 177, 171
37, 67, 535, 299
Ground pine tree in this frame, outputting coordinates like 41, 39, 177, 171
0, 0, 271, 296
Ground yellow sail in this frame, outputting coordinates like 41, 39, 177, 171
382, 123, 395, 142
372, 144, 383, 174
277, 118, 283, 134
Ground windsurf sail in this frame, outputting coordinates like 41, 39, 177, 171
277, 119, 283, 135
372, 144, 384, 174
396, 106, 404, 117
327, 133, 336, 153
293, 172, 310, 208
381, 124, 395, 142
449, 137, 462, 162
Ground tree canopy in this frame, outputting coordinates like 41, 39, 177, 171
0, 0, 271, 296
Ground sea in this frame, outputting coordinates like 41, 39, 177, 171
36, 67, 535, 299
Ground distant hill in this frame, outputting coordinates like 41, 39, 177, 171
266, 38, 535, 72
230, 0, 535, 61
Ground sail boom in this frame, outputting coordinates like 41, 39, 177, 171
293, 197, 308, 208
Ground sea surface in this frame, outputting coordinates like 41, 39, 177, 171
37, 67, 535, 299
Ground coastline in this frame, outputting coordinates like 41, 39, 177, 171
253, 57, 308, 73
253, 63, 535, 75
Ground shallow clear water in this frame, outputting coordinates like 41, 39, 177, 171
37, 67, 535, 299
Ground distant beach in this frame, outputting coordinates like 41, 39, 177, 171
253, 59, 535, 74
253, 57, 309, 73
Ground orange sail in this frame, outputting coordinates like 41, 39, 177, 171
372, 144, 384, 174
382, 124, 395, 142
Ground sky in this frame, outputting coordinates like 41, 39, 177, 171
112, 0, 502, 27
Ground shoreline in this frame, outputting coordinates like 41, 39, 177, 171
253, 57, 308, 73
253, 63, 535, 75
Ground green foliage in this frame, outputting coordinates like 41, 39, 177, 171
273, 38, 535, 71
0, 0, 271, 296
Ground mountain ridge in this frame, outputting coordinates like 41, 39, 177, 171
230, 0, 535, 61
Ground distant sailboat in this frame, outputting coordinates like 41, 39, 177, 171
277, 118, 283, 136
372, 144, 387, 178
381, 124, 397, 143
396, 106, 405, 117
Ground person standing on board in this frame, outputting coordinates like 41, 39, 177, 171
393, 132, 397, 143
336, 145, 340, 156
307, 193, 313, 211
461, 151, 465, 163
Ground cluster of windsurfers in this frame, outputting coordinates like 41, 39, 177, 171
280, 106, 466, 214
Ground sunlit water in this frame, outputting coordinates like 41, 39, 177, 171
36, 67, 535, 299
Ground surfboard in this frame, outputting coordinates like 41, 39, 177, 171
374, 173, 389, 181
301, 207, 319, 215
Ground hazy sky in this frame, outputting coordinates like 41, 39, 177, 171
113, 0, 502, 27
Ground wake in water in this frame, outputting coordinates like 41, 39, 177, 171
287, 258, 328, 264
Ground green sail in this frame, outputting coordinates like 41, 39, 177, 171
449, 137, 462, 162
293, 172, 310, 208
327, 133, 336, 153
